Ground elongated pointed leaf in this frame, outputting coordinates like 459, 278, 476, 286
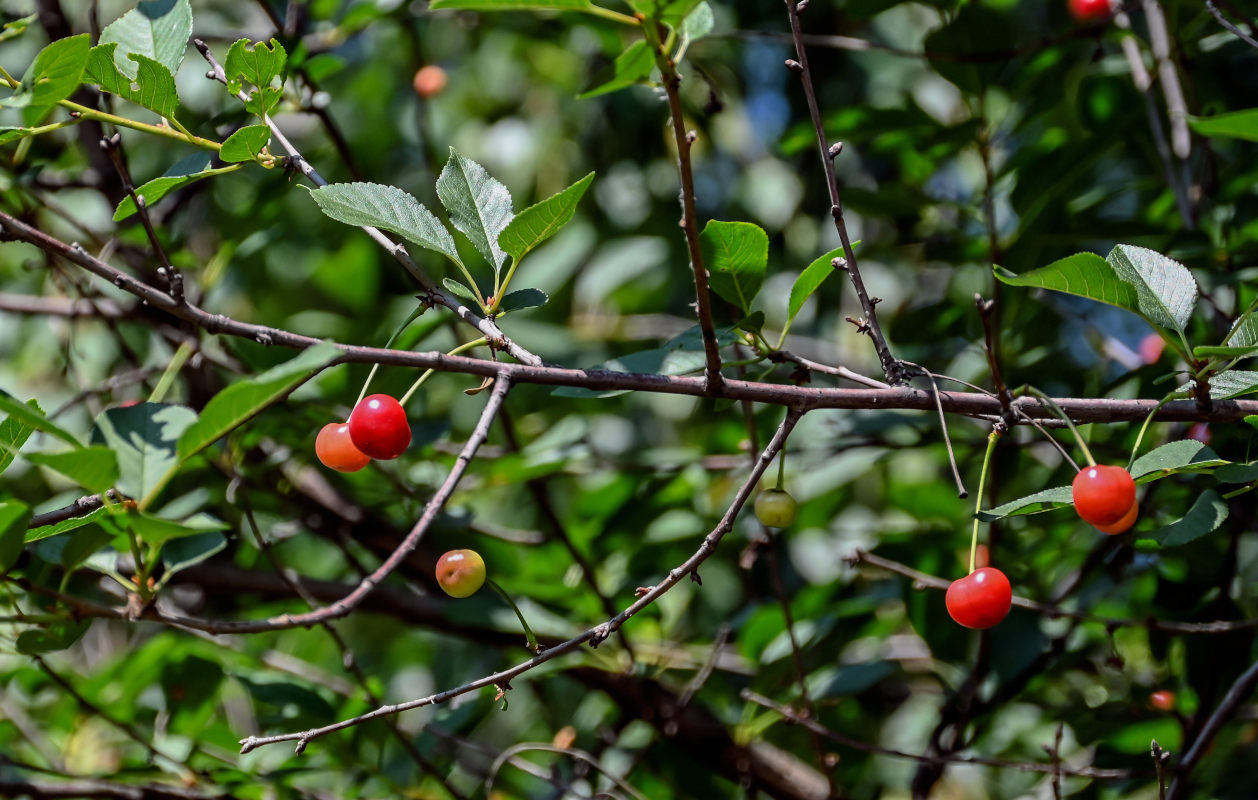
16, 619, 91, 654
92, 403, 197, 508
995, 253, 1143, 320
701, 220, 768, 313
132, 512, 228, 550
499, 173, 594, 263
788, 247, 846, 325
26, 447, 119, 494
1130, 440, 1227, 481
431, 0, 595, 8
0, 399, 42, 475
0, 501, 31, 573
1105, 245, 1197, 333
177, 343, 342, 461
307, 183, 465, 269
1188, 109, 1258, 142
1138, 491, 1228, 548
99, 0, 192, 78
437, 148, 514, 274
219, 125, 270, 163
443, 277, 480, 303
1194, 310, 1258, 360
160, 531, 227, 582
25, 505, 111, 544
497, 288, 548, 313
2, 33, 90, 109
976, 486, 1073, 521
114, 153, 233, 221
579, 41, 654, 99
0, 391, 80, 447
85, 44, 179, 120
1189, 370, 1258, 401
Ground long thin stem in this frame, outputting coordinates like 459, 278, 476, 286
969, 429, 1000, 574
1023, 385, 1095, 467
487, 578, 539, 653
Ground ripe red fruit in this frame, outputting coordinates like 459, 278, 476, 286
412, 65, 448, 99
1094, 501, 1138, 535
348, 394, 411, 460
946, 567, 1012, 629
436, 549, 486, 598
1068, 0, 1110, 21
1187, 423, 1211, 445
1072, 465, 1136, 527
754, 489, 797, 527
315, 422, 371, 473
1150, 690, 1175, 711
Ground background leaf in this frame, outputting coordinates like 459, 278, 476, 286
219, 125, 270, 163
497, 288, 548, 313
91, 403, 197, 508
0, 501, 31, 573
99, 0, 193, 78
25, 447, 120, 494
307, 182, 464, 269
499, 172, 594, 263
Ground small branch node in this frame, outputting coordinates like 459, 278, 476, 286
827, 141, 844, 159
785, 59, 804, 73
831, 257, 847, 271
634, 586, 653, 597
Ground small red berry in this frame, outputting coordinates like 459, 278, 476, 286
946, 567, 1012, 629
1094, 501, 1138, 535
1068, 0, 1110, 21
412, 65, 448, 99
436, 549, 486, 598
1072, 465, 1136, 527
1150, 690, 1175, 711
1187, 423, 1211, 445
315, 422, 371, 473
348, 394, 411, 460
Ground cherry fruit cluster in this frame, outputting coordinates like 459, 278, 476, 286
314, 394, 413, 472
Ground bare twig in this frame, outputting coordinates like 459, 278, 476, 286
484, 743, 649, 800
1206, 0, 1258, 49
0, 778, 237, 800
1166, 657, 1258, 799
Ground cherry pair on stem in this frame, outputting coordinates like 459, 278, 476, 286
315, 393, 412, 472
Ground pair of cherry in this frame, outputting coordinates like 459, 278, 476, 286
946, 465, 1137, 629
315, 394, 413, 471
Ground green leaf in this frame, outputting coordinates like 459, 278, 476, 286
0, 126, 42, 145
85, 44, 179, 121
1130, 440, 1228, 482
737, 310, 765, 337
443, 277, 480, 303
219, 125, 270, 163
1189, 370, 1258, 401
499, 172, 594, 263
1187, 109, 1258, 142
579, 41, 654, 99
0, 391, 80, 447
1194, 310, 1258, 360
3, 33, 90, 109
0, 15, 35, 45
430, 0, 595, 10
224, 38, 287, 91
0, 399, 43, 475
1137, 490, 1228, 548
25, 505, 112, 544
0, 501, 32, 573
497, 288, 548, 313
25, 447, 120, 494
307, 183, 465, 270
16, 619, 91, 655
788, 246, 846, 326
436, 148, 515, 274
995, 252, 1142, 321
99, 0, 193, 78
131, 512, 228, 550
976, 486, 1073, 521
177, 343, 341, 461
159, 532, 227, 582
114, 153, 232, 221
92, 403, 198, 509
1105, 245, 1198, 334
700, 220, 769, 313
1216, 462, 1258, 484
678, 1, 714, 43
630, 0, 702, 27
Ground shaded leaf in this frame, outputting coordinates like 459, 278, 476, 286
1130, 440, 1227, 481
219, 125, 270, 163
1105, 244, 1198, 333
0, 398, 42, 474
160, 532, 227, 582
177, 343, 342, 461
976, 486, 1073, 521
497, 288, 548, 313
114, 153, 232, 221
1188, 109, 1258, 142
25, 447, 119, 494
16, 619, 91, 655
1193, 310, 1258, 360
99, 0, 192, 78
499, 172, 594, 263
788, 246, 846, 325
1216, 462, 1258, 484
131, 512, 228, 550
0, 391, 80, 447
579, 41, 654, 99
1188, 370, 1258, 401
1138, 491, 1228, 548
437, 148, 515, 273
701, 220, 769, 313
92, 403, 198, 508
443, 277, 480, 303
25, 505, 111, 544
307, 183, 464, 269
0, 501, 31, 573
554, 326, 740, 398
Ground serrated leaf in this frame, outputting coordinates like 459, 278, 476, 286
701, 220, 768, 313
0, 399, 42, 475
243, 85, 283, 118
16, 619, 91, 655
437, 148, 515, 274
1105, 245, 1198, 334
99, 0, 192, 78
224, 38, 286, 89
497, 288, 548, 313
1185, 370, 1258, 401
219, 125, 270, 163
443, 277, 479, 303
431, 0, 595, 8
976, 486, 1073, 521
92, 403, 197, 509
995, 253, 1143, 320
579, 41, 654, 99
0, 391, 80, 447
1194, 310, 1258, 360
114, 153, 233, 221
1130, 440, 1228, 481
499, 172, 593, 263
25, 505, 112, 544
0, 501, 32, 573
1138, 490, 1228, 548
307, 183, 464, 269
3, 33, 90, 109
132, 512, 228, 550
177, 343, 341, 462
85, 44, 178, 120
1187, 109, 1258, 142
788, 246, 846, 325
25, 447, 120, 494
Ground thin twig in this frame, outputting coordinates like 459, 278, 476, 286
484, 743, 649, 800
1206, 0, 1258, 49
1166, 657, 1258, 799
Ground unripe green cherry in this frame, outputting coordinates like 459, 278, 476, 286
436, 549, 486, 598
754, 489, 797, 527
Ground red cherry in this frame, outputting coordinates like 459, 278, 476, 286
348, 394, 412, 460
1072, 465, 1136, 527
1068, 0, 1110, 21
315, 422, 371, 473
945, 567, 1012, 629
436, 549, 486, 598
1094, 501, 1138, 535
1150, 690, 1175, 711
1187, 423, 1211, 445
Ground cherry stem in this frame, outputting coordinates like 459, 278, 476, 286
355, 306, 427, 407
399, 338, 487, 406
1023, 385, 1095, 467
487, 578, 539, 653
775, 448, 786, 491
969, 428, 1001, 575
1127, 394, 1179, 471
